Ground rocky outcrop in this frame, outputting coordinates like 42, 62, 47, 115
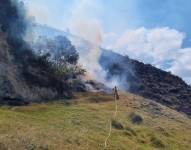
100, 49, 191, 115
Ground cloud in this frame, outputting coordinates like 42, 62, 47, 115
169, 48, 191, 84
103, 27, 191, 84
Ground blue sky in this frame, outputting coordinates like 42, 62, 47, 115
23, 0, 191, 84
24, 0, 191, 42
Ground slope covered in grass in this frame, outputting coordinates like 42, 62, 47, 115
0, 92, 190, 150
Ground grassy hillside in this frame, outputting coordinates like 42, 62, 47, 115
0, 92, 191, 150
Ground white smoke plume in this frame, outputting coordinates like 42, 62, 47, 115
67, 0, 107, 83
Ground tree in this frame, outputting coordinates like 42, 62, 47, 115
33, 35, 85, 84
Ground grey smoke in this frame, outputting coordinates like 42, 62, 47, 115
0, 0, 28, 48
31, 35, 79, 65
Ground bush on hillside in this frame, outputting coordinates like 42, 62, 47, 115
111, 119, 124, 130
128, 112, 143, 124
33, 36, 86, 91
150, 135, 165, 148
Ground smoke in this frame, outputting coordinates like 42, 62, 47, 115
67, 0, 108, 83
70, 20, 104, 80
0, 0, 28, 48
14, 0, 131, 89
99, 49, 133, 90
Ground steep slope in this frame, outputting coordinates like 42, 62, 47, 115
100, 50, 191, 116
0, 92, 190, 149
0, 0, 75, 105
29, 24, 191, 115
0, 32, 72, 105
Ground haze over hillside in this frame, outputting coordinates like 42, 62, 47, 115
24, 0, 191, 85
28, 24, 191, 116
0, 1, 191, 149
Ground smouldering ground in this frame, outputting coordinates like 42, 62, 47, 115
0, 92, 191, 150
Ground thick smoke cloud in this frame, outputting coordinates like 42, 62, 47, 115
67, 0, 109, 84
0, 0, 27, 48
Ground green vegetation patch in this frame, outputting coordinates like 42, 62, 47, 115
128, 112, 143, 124
0, 92, 190, 149
111, 119, 124, 130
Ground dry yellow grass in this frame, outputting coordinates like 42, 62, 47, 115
0, 92, 191, 150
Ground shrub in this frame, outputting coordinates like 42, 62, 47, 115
128, 112, 143, 124
111, 119, 124, 130
150, 136, 165, 148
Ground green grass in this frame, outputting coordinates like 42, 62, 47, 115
0, 92, 191, 150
